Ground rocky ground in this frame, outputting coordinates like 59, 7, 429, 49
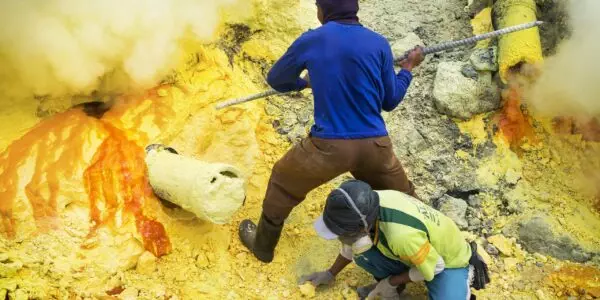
1, 0, 599, 299
264, 0, 600, 298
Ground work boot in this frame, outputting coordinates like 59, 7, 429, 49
239, 213, 283, 263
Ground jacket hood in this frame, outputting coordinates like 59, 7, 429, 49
316, 0, 360, 24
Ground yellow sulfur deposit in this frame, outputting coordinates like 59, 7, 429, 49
0, 1, 375, 299
298, 282, 316, 298
494, 0, 544, 82
1, 0, 600, 299
471, 8, 494, 49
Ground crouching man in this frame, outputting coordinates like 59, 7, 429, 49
300, 180, 489, 299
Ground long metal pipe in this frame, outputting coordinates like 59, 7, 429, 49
215, 21, 543, 110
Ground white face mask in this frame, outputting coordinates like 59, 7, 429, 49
351, 235, 373, 254
336, 188, 373, 254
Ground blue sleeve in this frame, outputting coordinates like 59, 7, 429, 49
381, 45, 413, 112
266, 35, 309, 93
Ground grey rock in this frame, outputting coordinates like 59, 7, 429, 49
391, 33, 424, 60
570, 249, 591, 263
287, 125, 307, 144
388, 117, 428, 156
591, 255, 600, 266
468, 217, 481, 227
469, 47, 498, 72
519, 216, 592, 263
485, 244, 500, 256
465, 0, 492, 17
467, 195, 482, 208
282, 111, 298, 129
461, 64, 479, 80
503, 190, 524, 214
435, 195, 468, 229
297, 109, 312, 125
433, 61, 501, 120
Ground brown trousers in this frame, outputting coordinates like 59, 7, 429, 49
262, 135, 417, 225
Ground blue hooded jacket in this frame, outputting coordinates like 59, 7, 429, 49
266, 0, 412, 139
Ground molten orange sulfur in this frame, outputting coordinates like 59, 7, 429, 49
84, 123, 171, 257
498, 82, 535, 149
0, 110, 94, 237
0, 88, 174, 257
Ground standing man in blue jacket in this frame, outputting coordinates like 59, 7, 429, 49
239, 0, 425, 263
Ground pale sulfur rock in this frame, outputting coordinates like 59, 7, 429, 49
536, 289, 549, 300
298, 283, 316, 298
136, 251, 157, 275
119, 287, 139, 300
433, 61, 500, 120
81, 232, 145, 274
503, 257, 519, 270
145, 148, 246, 224
533, 253, 548, 263
341, 287, 357, 300
391, 32, 424, 59
13, 289, 28, 300
504, 168, 521, 185
487, 235, 514, 256
0, 279, 17, 291
476, 243, 493, 265
0, 259, 23, 278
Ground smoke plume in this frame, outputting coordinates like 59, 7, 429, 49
0, 0, 240, 99
527, 0, 600, 118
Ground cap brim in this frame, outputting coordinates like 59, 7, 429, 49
314, 215, 339, 240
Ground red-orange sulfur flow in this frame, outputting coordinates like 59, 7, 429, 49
497, 81, 536, 149
0, 110, 94, 237
84, 122, 171, 257
0, 87, 175, 257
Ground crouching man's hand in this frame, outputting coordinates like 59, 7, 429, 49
298, 270, 334, 287
367, 277, 400, 300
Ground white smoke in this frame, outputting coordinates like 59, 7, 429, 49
0, 0, 241, 99
527, 0, 600, 117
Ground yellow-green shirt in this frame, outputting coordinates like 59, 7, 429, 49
374, 190, 471, 281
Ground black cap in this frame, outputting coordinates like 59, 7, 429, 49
322, 180, 379, 236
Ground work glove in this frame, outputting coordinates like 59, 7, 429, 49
367, 277, 400, 300
298, 270, 335, 287
469, 242, 490, 290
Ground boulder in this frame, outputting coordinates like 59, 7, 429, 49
470, 47, 498, 71
518, 216, 592, 263
435, 195, 468, 229
433, 61, 501, 120
391, 32, 424, 60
